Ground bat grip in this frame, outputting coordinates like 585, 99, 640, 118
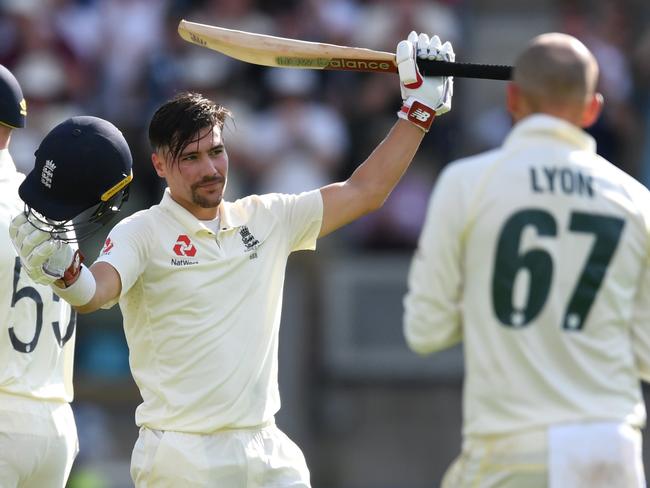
417, 59, 512, 80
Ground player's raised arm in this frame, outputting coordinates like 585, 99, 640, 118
318, 32, 454, 238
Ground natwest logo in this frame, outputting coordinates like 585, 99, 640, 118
173, 235, 197, 257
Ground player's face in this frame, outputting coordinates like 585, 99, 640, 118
158, 126, 229, 219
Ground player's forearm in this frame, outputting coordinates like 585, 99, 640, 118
74, 261, 121, 313
49, 264, 96, 311
54, 261, 121, 314
73, 284, 104, 314
346, 119, 425, 211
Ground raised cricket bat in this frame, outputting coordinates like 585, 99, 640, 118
178, 20, 512, 81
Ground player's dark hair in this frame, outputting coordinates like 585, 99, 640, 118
148, 92, 231, 167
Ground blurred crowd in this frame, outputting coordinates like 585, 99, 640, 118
1, 0, 649, 252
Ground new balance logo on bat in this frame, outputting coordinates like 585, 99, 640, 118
411, 108, 431, 122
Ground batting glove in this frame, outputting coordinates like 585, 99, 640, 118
9, 212, 82, 287
397, 31, 454, 132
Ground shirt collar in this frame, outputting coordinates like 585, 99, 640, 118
159, 188, 247, 234
504, 114, 597, 153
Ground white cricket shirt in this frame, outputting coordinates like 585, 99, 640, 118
96, 188, 323, 433
0, 149, 75, 404
404, 115, 650, 436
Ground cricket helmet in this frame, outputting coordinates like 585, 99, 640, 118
0, 64, 26, 128
19, 116, 133, 242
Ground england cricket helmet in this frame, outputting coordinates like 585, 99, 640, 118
19, 116, 133, 242
0, 64, 26, 128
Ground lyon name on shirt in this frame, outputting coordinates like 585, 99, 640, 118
530, 166, 594, 198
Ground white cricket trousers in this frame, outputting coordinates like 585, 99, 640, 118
441, 421, 645, 488
0, 393, 78, 488
131, 421, 311, 487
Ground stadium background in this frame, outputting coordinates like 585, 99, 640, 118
2, 0, 650, 486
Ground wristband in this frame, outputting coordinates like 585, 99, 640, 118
52, 264, 96, 307
62, 249, 84, 287
397, 96, 436, 132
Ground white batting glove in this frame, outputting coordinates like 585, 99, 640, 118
9, 212, 80, 286
396, 31, 454, 132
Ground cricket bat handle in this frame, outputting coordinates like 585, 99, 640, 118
417, 59, 512, 80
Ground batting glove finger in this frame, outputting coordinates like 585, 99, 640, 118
420, 33, 439, 60
15, 220, 51, 258
417, 33, 431, 57
11, 217, 34, 255
42, 241, 75, 279
440, 41, 455, 62
23, 241, 61, 285
396, 39, 419, 87
25, 240, 59, 269
407, 30, 419, 45
8, 212, 27, 242
23, 266, 57, 286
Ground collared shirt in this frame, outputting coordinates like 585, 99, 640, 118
0, 148, 75, 405
96, 188, 323, 433
404, 114, 650, 436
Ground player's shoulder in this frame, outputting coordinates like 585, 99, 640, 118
0, 176, 24, 265
229, 190, 319, 213
231, 193, 272, 207
224, 191, 322, 233
0, 174, 25, 226
594, 154, 650, 205
227, 193, 274, 214
437, 148, 502, 185
108, 207, 156, 236
219, 194, 280, 228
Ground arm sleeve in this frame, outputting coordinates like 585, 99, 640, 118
403, 166, 464, 355
265, 190, 324, 252
94, 215, 150, 299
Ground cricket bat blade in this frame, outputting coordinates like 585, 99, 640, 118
178, 20, 512, 81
